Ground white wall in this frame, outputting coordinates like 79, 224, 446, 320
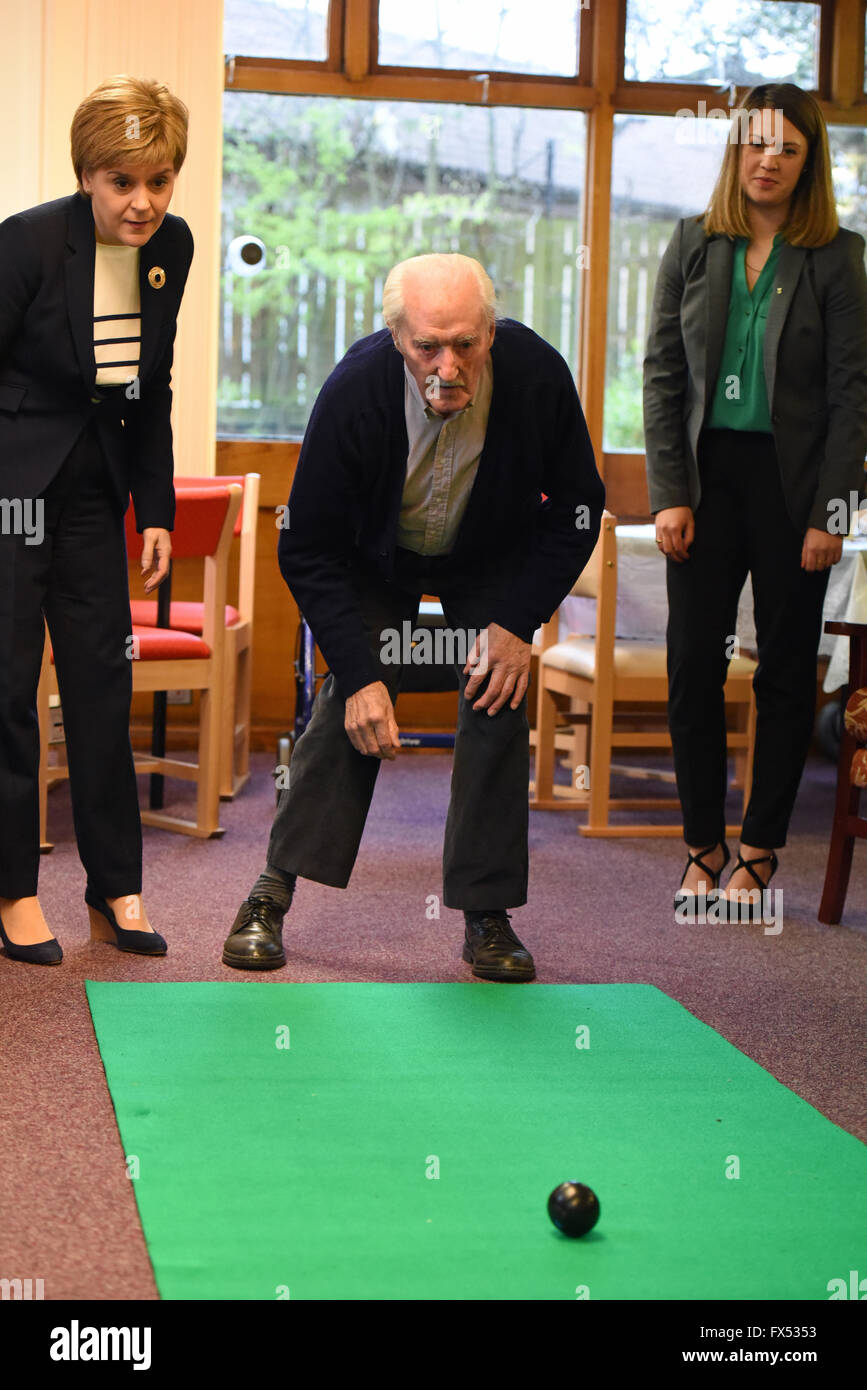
0, 0, 224, 473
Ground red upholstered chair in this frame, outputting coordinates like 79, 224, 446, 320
818, 621, 867, 924
39, 483, 242, 842
128, 472, 260, 798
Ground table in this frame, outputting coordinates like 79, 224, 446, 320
555, 524, 867, 693
822, 536, 867, 692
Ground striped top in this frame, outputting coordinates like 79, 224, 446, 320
93, 242, 141, 386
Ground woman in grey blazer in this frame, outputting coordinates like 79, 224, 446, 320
0, 76, 193, 963
643, 83, 867, 919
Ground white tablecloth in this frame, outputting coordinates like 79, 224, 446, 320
550, 524, 867, 693
822, 537, 867, 691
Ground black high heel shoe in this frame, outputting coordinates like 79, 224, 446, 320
674, 842, 730, 911
85, 891, 167, 956
720, 851, 779, 923
0, 910, 62, 965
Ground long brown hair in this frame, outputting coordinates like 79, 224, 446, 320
703, 83, 837, 246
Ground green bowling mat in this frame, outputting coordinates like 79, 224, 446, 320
85, 981, 866, 1300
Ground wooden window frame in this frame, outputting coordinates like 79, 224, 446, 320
616, 0, 834, 108
368, 0, 594, 87
225, 0, 346, 75
222, 0, 867, 490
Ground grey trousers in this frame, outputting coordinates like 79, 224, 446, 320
266, 551, 530, 910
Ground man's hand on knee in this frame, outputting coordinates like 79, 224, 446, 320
344, 681, 401, 759
463, 623, 531, 715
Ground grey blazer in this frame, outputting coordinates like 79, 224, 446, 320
643, 215, 867, 533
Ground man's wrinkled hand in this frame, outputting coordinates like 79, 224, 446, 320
463, 623, 531, 715
344, 680, 401, 758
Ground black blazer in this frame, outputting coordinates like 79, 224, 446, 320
0, 190, 193, 530
643, 216, 867, 533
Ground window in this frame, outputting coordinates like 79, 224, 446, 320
828, 125, 867, 247
604, 115, 867, 454
219, 91, 585, 438
624, 0, 820, 87
220, 0, 865, 455
377, 0, 582, 76
224, 0, 331, 63
604, 114, 728, 451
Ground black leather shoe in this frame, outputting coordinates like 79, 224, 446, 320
462, 911, 536, 982
222, 895, 287, 970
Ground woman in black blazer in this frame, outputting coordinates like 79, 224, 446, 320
0, 75, 193, 963
643, 83, 867, 918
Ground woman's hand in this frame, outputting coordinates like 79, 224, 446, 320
655, 507, 695, 563
801, 527, 843, 572
140, 528, 172, 592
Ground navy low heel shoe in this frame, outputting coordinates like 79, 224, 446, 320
0, 912, 62, 965
85, 891, 167, 956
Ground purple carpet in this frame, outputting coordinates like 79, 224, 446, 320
1, 747, 864, 1299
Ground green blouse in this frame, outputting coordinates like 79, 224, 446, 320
707, 233, 784, 433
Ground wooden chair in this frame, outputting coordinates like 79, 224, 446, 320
129, 472, 260, 799
818, 621, 867, 924
37, 639, 63, 852
530, 511, 758, 837
39, 483, 242, 842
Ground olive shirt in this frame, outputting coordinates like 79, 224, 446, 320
396, 357, 493, 556
706, 233, 783, 433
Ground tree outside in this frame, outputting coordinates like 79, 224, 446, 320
219, 1, 866, 446
220, 93, 585, 437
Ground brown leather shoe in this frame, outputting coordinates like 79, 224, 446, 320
462, 911, 536, 982
222, 896, 287, 970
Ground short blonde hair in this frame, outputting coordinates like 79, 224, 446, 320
382, 253, 497, 333
71, 75, 189, 189
702, 83, 837, 247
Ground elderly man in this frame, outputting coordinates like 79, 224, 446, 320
223, 253, 604, 978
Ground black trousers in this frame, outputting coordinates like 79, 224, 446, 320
267, 549, 530, 910
666, 429, 830, 849
0, 420, 141, 898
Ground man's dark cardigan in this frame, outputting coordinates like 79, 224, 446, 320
278, 318, 605, 699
